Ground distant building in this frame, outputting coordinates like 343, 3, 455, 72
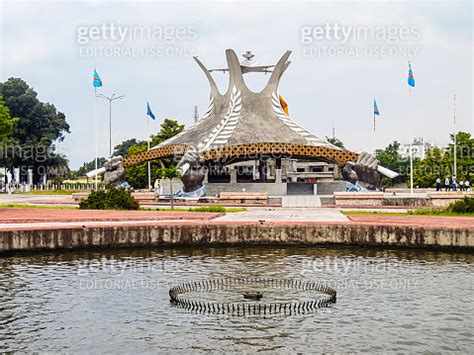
398, 137, 435, 160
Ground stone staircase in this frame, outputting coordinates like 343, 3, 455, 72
282, 195, 322, 208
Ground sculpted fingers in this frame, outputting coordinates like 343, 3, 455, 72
357, 152, 378, 169
357, 151, 369, 165
366, 154, 378, 169
178, 150, 197, 168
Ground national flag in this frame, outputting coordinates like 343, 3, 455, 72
147, 101, 156, 120
279, 95, 289, 116
93, 69, 103, 88
374, 98, 380, 116
407, 61, 415, 87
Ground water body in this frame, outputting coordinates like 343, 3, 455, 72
0, 247, 472, 352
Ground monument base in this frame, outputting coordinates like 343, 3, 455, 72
159, 180, 346, 197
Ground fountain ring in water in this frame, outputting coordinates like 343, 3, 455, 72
169, 278, 337, 316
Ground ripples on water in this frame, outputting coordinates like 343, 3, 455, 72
0, 246, 473, 352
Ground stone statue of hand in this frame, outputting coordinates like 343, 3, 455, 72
177, 149, 205, 193
341, 151, 380, 191
104, 156, 126, 186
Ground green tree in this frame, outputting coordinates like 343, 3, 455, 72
47, 154, 70, 183
413, 147, 450, 188
124, 143, 149, 187
76, 157, 108, 177
414, 131, 474, 187
157, 166, 181, 210
376, 141, 412, 188
450, 131, 473, 181
326, 136, 344, 148
154, 119, 184, 142
114, 138, 141, 158
0, 95, 16, 140
125, 119, 184, 189
0, 78, 70, 183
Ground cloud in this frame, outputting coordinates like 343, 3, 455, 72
1, 0, 472, 168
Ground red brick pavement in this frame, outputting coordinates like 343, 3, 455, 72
0, 208, 222, 223
0, 208, 473, 231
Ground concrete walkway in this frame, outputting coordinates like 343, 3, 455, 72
216, 207, 348, 222
0, 194, 75, 206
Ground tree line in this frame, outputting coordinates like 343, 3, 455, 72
0, 78, 70, 184
375, 132, 473, 188
71, 118, 184, 188
1, 77, 470, 189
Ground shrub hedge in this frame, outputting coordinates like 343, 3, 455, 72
447, 196, 474, 214
79, 186, 139, 210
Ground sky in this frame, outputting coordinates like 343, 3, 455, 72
1, 0, 472, 169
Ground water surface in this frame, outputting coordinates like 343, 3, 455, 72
0, 246, 472, 352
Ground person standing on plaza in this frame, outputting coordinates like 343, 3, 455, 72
445, 176, 451, 191
436, 177, 442, 191
459, 180, 464, 191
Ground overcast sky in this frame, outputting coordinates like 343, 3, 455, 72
1, 0, 472, 169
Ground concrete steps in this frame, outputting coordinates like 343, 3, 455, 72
282, 195, 321, 208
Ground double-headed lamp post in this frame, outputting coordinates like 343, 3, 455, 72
98, 93, 125, 158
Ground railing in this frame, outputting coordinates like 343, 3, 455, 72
1, 182, 106, 193
169, 278, 337, 316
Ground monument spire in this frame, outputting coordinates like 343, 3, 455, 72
124, 49, 357, 168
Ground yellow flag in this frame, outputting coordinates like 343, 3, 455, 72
279, 95, 289, 116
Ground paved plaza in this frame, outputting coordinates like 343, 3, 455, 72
216, 207, 348, 222
0, 193, 74, 206
0, 205, 473, 231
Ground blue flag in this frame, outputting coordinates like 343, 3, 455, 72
374, 98, 380, 116
407, 61, 415, 87
147, 102, 156, 120
93, 69, 103, 88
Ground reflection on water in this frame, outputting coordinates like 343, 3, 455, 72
0, 246, 473, 352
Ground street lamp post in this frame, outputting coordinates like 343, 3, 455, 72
98, 93, 125, 158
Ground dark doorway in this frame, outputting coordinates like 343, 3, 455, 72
208, 166, 230, 183
237, 166, 253, 182
287, 182, 314, 195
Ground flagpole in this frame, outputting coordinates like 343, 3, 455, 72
409, 86, 414, 196
373, 100, 376, 154
94, 86, 98, 191
374, 114, 376, 153
147, 115, 151, 191
109, 97, 112, 158
453, 94, 457, 180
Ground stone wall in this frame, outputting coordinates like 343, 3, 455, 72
160, 181, 288, 196
334, 192, 473, 207
0, 223, 471, 254
428, 192, 473, 208
204, 183, 288, 197
383, 196, 430, 207
159, 180, 346, 197
316, 181, 346, 195
334, 192, 385, 206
